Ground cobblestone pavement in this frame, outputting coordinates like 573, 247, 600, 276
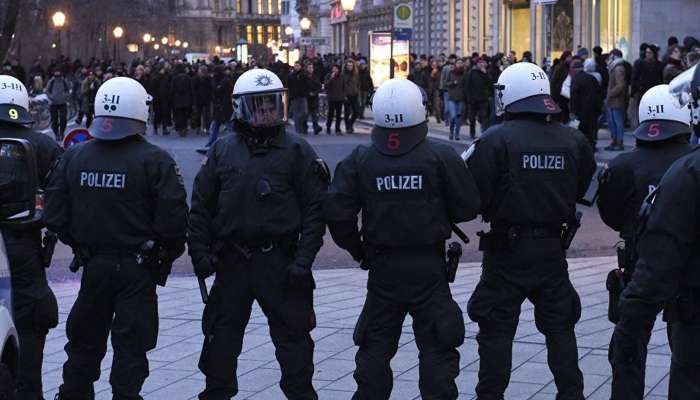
42, 256, 671, 399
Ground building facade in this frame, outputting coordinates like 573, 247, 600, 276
173, 0, 282, 59
321, 0, 700, 62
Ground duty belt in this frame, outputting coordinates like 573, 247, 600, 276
489, 224, 562, 239
215, 235, 298, 260
84, 245, 141, 257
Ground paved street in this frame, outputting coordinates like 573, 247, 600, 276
41, 256, 672, 399
44, 119, 630, 281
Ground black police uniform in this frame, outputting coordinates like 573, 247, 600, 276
598, 137, 690, 241
0, 123, 62, 400
466, 116, 596, 400
43, 135, 188, 399
612, 147, 700, 400
598, 136, 689, 400
188, 128, 327, 400
324, 123, 480, 399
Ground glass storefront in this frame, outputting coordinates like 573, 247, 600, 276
592, 0, 631, 57
509, 6, 530, 59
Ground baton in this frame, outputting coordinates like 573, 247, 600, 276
198, 277, 209, 304
451, 223, 470, 244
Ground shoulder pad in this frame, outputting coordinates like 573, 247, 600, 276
461, 139, 479, 163
314, 158, 331, 184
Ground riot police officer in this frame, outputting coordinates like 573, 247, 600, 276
189, 68, 327, 400
0, 75, 63, 400
324, 79, 481, 399
599, 84, 691, 400
599, 84, 691, 247
465, 63, 596, 400
611, 65, 700, 399
44, 77, 188, 399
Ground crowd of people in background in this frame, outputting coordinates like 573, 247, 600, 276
2, 33, 699, 152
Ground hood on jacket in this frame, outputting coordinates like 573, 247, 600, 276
584, 58, 602, 84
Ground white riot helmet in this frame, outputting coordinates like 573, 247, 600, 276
90, 77, 152, 140
0, 75, 31, 125
669, 64, 700, 137
232, 69, 288, 129
494, 62, 560, 116
369, 78, 428, 155
634, 84, 691, 141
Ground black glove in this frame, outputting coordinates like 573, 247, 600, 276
193, 254, 218, 280
287, 263, 315, 290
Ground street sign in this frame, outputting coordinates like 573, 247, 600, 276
62, 128, 93, 150
300, 37, 330, 46
393, 3, 413, 30
394, 29, 412, 40
533, 0, 558, 4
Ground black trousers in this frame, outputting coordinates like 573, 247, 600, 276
577, 113, 599, 149
2, 229, 58, 400
58, 254, 158, 400
667, 322, 700, 399
173, 107, 191, 133
198, 246, 317, 400
327, 101, 343, 131
153, 99, 171, 131
193, 103, 212, 131
344, 95, 361, 131
469, 100, 490, 137
352, 250, 463, 400
50, 104, 67, 140
467, 239, 584, 400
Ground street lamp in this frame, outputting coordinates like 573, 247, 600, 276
143, 33, 152, 43
340, 0, 356, 55
236, 38, 249, 63
284, 26, 293, 37
175, 40, 181, 47
113, 26, 124, 62
161, 36, 168, 45
182, 42, 189, 49
300, 18, 311, 57
214, 45, 221, 56
340, 0, 356, 11
154, 43, 160, 50
51, 11, 66, 57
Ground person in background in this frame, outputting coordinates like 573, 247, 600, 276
663, 44, 685, 84
192, 65, 213, 136
306, 62, 324, 135
446, 59, 467, 140
288, 61, 311, 135
79, 70, 101, 129
357, 59, 373, 119
342, 59, 361, 133
325, 64, 345, 135
466, 56, 492, 139
606, 49, 628, 151
45, 68, 70, 141
571, 58, 603, 151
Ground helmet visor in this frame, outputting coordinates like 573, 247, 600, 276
236, 90, 288, 128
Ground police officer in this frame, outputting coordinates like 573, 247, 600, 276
611, 66, 700, 399
465, 62, 596, 400
324, 79, 481, 399
0, 75, 63, 400
599, 84, 691, 245
189, 68, 326, 400
44, 77, 188, 399
599, 84, 691, 399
